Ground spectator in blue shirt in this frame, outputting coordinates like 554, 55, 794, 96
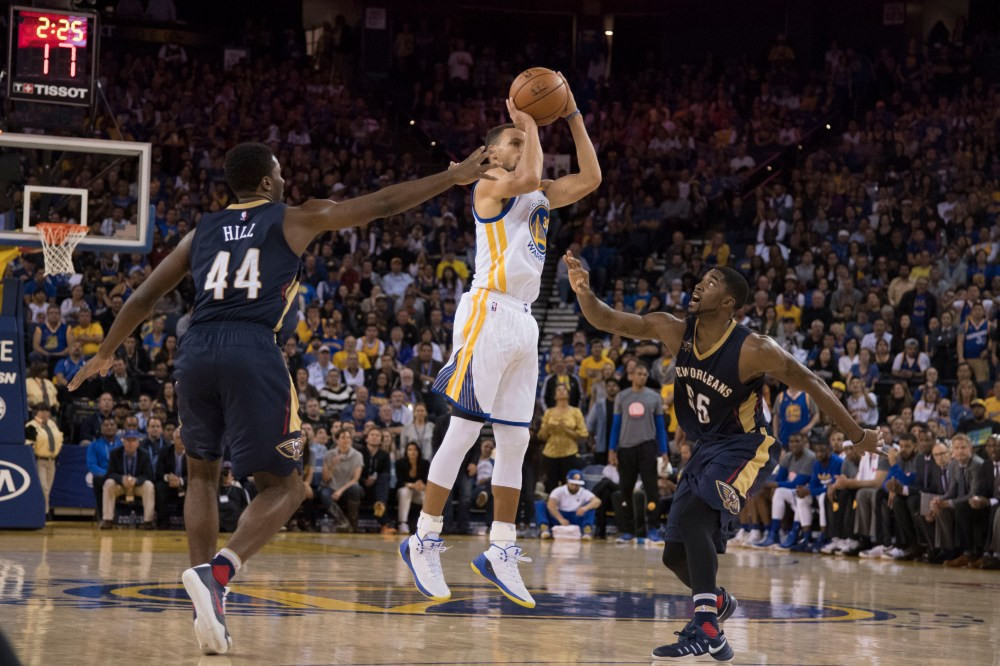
86, 418, 122, 521
53, 342, 87, 390
31, 305, 72, 366
754, 432, 816, 548
142, 315, 167, 356
791, 438, 844, 552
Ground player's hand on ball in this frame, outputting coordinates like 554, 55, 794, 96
563, 251, 591, 294
449, 146, 497, 185
67, 352, 114, 392
557, 71, 578, 118
856, 428, 885, 456
506, 97, 536, 130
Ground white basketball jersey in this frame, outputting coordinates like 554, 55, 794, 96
469, 184, 550, 303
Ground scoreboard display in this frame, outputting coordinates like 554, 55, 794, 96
7, 6, 98, 107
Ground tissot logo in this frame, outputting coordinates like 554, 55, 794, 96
13, 82, 89, 99
0, 460, 31, 502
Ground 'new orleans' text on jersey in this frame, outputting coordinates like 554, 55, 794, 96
673, 317, 770, 442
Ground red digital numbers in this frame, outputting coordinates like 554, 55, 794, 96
16, 10, 88, 80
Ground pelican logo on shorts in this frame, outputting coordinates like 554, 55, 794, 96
0, 397, 6, 421
526, 202, 550, 262
715, 480, 741, 515
275, 438, 304, 461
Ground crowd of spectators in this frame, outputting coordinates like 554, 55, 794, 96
8, 10, 1000, 562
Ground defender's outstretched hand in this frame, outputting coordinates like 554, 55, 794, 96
67, 353, 114, 392
448, 146, 497, 185
563, 251, 590, 294
856, 428, 888, 457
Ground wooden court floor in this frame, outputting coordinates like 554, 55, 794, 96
1, 526, 998, 666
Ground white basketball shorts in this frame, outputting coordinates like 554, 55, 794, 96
432, 288, 539, 426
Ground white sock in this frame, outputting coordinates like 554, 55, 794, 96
490, 521, 517, 548
216, 547, 242, 573
417, 511, 444, 540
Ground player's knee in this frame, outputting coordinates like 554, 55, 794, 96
662, 541, 686, 570
676, 495, 715, 532
492, 423, 529, 487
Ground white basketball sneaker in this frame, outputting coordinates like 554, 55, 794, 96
181, 564, 232, 655
471, 543, 535, 608
399, 533, 451, 601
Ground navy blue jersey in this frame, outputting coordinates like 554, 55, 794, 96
189, 200, 301, 332
674, 317, 770, 442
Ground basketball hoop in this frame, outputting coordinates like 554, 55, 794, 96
36, 223, 88, 276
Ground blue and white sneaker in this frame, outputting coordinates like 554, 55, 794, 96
647, 530, 665, 545
471, 544, 535, 608
652, 622, 734, 662
810, 535, 830, 553
718, 587, 738, 622
399, 534, 451, 601
615, 533, 635, 544
752, 533, 778, 548
779, 527, 801, 549
181, 564, 232, 655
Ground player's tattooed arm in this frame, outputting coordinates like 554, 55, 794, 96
743, 334, 885, 455
563, 251, 685, 354
284, 147, 494, 254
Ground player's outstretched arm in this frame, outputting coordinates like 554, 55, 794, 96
283, 147, 494, 255
543, 75, 602, 210
476, 99, 544, 201
68, 232, 195, 391
744, 334, 885, 456
563, 251, 685, 352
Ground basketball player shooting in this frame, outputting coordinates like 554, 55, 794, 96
400, 75, 600, 608
564, 258, 884, 662
67, 143, 493, 655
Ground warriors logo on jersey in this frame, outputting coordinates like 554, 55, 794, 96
527, 201, 549, 261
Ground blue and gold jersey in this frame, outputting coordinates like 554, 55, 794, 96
189, 200, 301, 332
674, 317, 771, 443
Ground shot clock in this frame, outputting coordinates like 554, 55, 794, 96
7, 6, 98, 107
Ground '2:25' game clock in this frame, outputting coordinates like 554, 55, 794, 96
6, 5, 98, 107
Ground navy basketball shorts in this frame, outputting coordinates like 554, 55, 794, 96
663, 431, 780, 553
175, 322, 303, 478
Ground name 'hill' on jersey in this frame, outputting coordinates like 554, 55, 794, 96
189, 200, 300, 331
674, 318, 769, 442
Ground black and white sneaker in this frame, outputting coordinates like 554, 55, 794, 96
182, 564, 232, 655
718, 587, 738, 622
652, 622, 734, 662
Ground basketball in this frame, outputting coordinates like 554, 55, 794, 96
509, 67, 568, 126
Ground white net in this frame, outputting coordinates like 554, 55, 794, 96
37, 223, 88, 276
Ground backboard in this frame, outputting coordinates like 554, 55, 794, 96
0, 131, 152, 253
